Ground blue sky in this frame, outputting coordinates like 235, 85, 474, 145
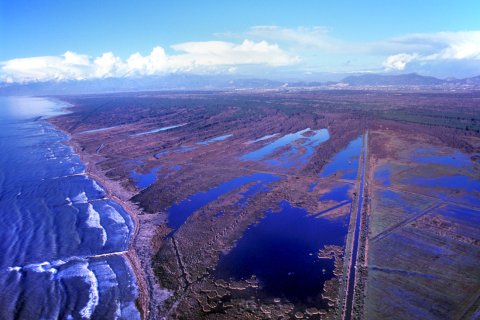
1, 0, 480, 82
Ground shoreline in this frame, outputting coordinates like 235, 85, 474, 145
80, 164, 150, 320
45, 115, 153, 319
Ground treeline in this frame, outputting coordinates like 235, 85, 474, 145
377, 110, 480, 133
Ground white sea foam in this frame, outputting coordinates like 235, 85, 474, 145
57, 261, 99, 319
92, 180, 104, 193
115, 301, 122, 318
23, 261, 58, 274
65, 197, 73, 206
72, 192, 88, 204
86, 204, 107, 246
79, 267, 99, 319
7, 266, 21, 272
5, 259, 70, 274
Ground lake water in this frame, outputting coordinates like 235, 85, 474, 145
215, 200, 349, 307
0, 97, 139, 319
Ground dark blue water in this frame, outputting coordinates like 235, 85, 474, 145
130, 166, 161, 189
320, 136, 362, 180
0, 97, 139, 319
411, 148, 473, 169
215, 200, 349, 306
167, 173, 279, 235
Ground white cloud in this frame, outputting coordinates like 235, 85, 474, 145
1, 40, 297, 83
221, 27, 480, 74
3, 29, 480, 82
383, 53, 418, 70
94, 52, 122, 78
171, 40, 296, 67
235, 26, 350, 52
1, 51, 92, 82
383, 31, 480, 70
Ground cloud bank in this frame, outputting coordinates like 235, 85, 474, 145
2, 29, 480, 83
1, 40, 297, 83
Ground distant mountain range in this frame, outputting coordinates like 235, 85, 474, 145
1, 73, 479, 95
340, 73, 480, 86
0, 74, 285, 96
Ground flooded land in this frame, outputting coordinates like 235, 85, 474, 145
47, 89, 480, 319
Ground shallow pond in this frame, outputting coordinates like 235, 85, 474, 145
131, 123, 186, 137
411, 148, 473, 169
130, 166, 161, 189
242, 128, 330, 168
320, 136, 362, 180
197, 134, 233, 145
78, 125, 122, 134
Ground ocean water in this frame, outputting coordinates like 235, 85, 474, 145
0, 97, 140, 319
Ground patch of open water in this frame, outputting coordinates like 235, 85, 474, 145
214, 200, 349, 307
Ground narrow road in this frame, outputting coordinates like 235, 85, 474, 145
344, 131, 368, 320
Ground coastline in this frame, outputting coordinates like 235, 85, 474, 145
77, 161, 150, 320
45, 110, 158, 319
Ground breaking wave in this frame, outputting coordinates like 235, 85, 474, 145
86, 204, 107, 246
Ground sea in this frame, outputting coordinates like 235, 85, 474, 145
0, 96, 140, 319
